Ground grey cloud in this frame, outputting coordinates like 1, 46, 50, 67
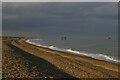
3, 2, 118, 37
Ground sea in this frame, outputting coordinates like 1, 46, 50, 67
26, 36, 119, 63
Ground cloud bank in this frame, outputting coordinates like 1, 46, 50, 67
3, 2, 118, 37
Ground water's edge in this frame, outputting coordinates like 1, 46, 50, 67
25, 39, 120, 64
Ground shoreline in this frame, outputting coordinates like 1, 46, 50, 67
3, 38, 120, 78
25, 39, 119, 64
15, 39, 120, 72
23, 39, 119, 72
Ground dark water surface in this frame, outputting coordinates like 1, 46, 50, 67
27, 36, 119, 63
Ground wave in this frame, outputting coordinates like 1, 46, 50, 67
49, 45, 57, 49
25, 40, 120, 63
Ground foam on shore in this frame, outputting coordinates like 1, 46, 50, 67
25, 40, 120, 63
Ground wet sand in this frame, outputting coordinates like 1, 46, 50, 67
2, 39, 120, 79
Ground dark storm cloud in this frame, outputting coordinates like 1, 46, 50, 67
3, 2, 118, 37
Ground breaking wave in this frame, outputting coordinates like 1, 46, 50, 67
26, 40, 119, 63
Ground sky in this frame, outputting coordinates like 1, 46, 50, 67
0, 2, 1, 37
1, 0, 119, 2
2, 2, 118, 38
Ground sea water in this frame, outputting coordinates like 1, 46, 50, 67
26, 36, 119, 63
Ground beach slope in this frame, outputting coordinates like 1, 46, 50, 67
2, 39, 120, 79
